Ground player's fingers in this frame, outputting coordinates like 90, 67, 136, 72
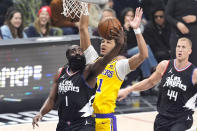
134, 8, 137, 18
139, 8, 143, 18
112, 27, 120, 33
32, 121, 36, 129
135, 8, 138, 18
136, 7, 139, 14
117, 96, 123, 101
109, 32, 116, 40
136, 7, 141, 17
110, 28, 119, 37
121, 27, 124, 31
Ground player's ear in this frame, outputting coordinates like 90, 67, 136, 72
188, 48, 192, 55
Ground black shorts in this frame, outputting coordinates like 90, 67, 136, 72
56, 117, 95, 131
154, 113, 193, 131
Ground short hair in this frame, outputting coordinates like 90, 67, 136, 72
101, 8, 116, 18
178, 37, 192, 48
66, 45, 79, 59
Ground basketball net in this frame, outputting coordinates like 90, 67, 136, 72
62, 0, 89, 19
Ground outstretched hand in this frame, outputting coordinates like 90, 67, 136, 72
117, 88, 130, 101
128, 7, 143, 29
32, 113, 42, 129
110, 27, 125, 46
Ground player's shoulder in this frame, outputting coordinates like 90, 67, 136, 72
193, 67, 197, 76
156, 60, 170, 72
57, 67, 65, 77
116, 55, 127, 60
158, 60, 169, 67
192, 67, 197, 85
115, 55, 128, 65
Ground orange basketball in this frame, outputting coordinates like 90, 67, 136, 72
98, 17, 122, 40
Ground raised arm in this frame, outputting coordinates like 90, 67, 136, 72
32, 70, 59, 129
127, 7, 148, 70
84, 28, 125, 87
79, 5, 91, 51
117, 60, 169, 101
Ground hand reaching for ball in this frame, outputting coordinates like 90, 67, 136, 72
128, 7, 143, 29
98, 17, 122, 40
110, 27, 125, 46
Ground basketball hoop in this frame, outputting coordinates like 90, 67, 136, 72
62, 0, 88, 19
62, 0, 109, 19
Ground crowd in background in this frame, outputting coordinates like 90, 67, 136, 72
0, 0, 197, 85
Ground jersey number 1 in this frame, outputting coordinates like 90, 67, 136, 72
97, 79, 103, 92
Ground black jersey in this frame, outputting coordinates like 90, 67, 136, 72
57, 66, 96, 123
157, 59, 197, 118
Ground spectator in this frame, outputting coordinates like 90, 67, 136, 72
25, 6, 59, 38
0, 8, 27, 40
120, 7, 158, 79
50, 0, 79, 35
92, 8, 116, 36
165, 0, 197, 66
113, 0, 140, 20
143, 6, 171, 62
88, 5, 102, 32
89, 0, 114, 32
0, 0, 13, 26
42, 0, 52, 6
141, 0, 165, 20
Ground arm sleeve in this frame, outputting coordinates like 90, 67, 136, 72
0, 25, 12, 39
115, 59, 132, 80
84, 45, 99, 64
23, 32, 28, 38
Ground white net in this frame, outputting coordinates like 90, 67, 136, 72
62, 0, 89, 19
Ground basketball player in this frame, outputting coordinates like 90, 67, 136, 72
118, 37, 197, 131
80, 7, 148, 131
32, 26, 125, 130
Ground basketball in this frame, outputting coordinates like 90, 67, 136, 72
98, 17, 122, 40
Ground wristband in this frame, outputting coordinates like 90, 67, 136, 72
133, 28, 141, 34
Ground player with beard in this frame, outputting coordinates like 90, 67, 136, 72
32, 26, 125, 130
118, 37, 197, 131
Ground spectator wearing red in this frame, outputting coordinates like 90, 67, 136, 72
25, 6, 58, 37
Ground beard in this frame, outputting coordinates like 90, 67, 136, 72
68, 54, 86, 72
